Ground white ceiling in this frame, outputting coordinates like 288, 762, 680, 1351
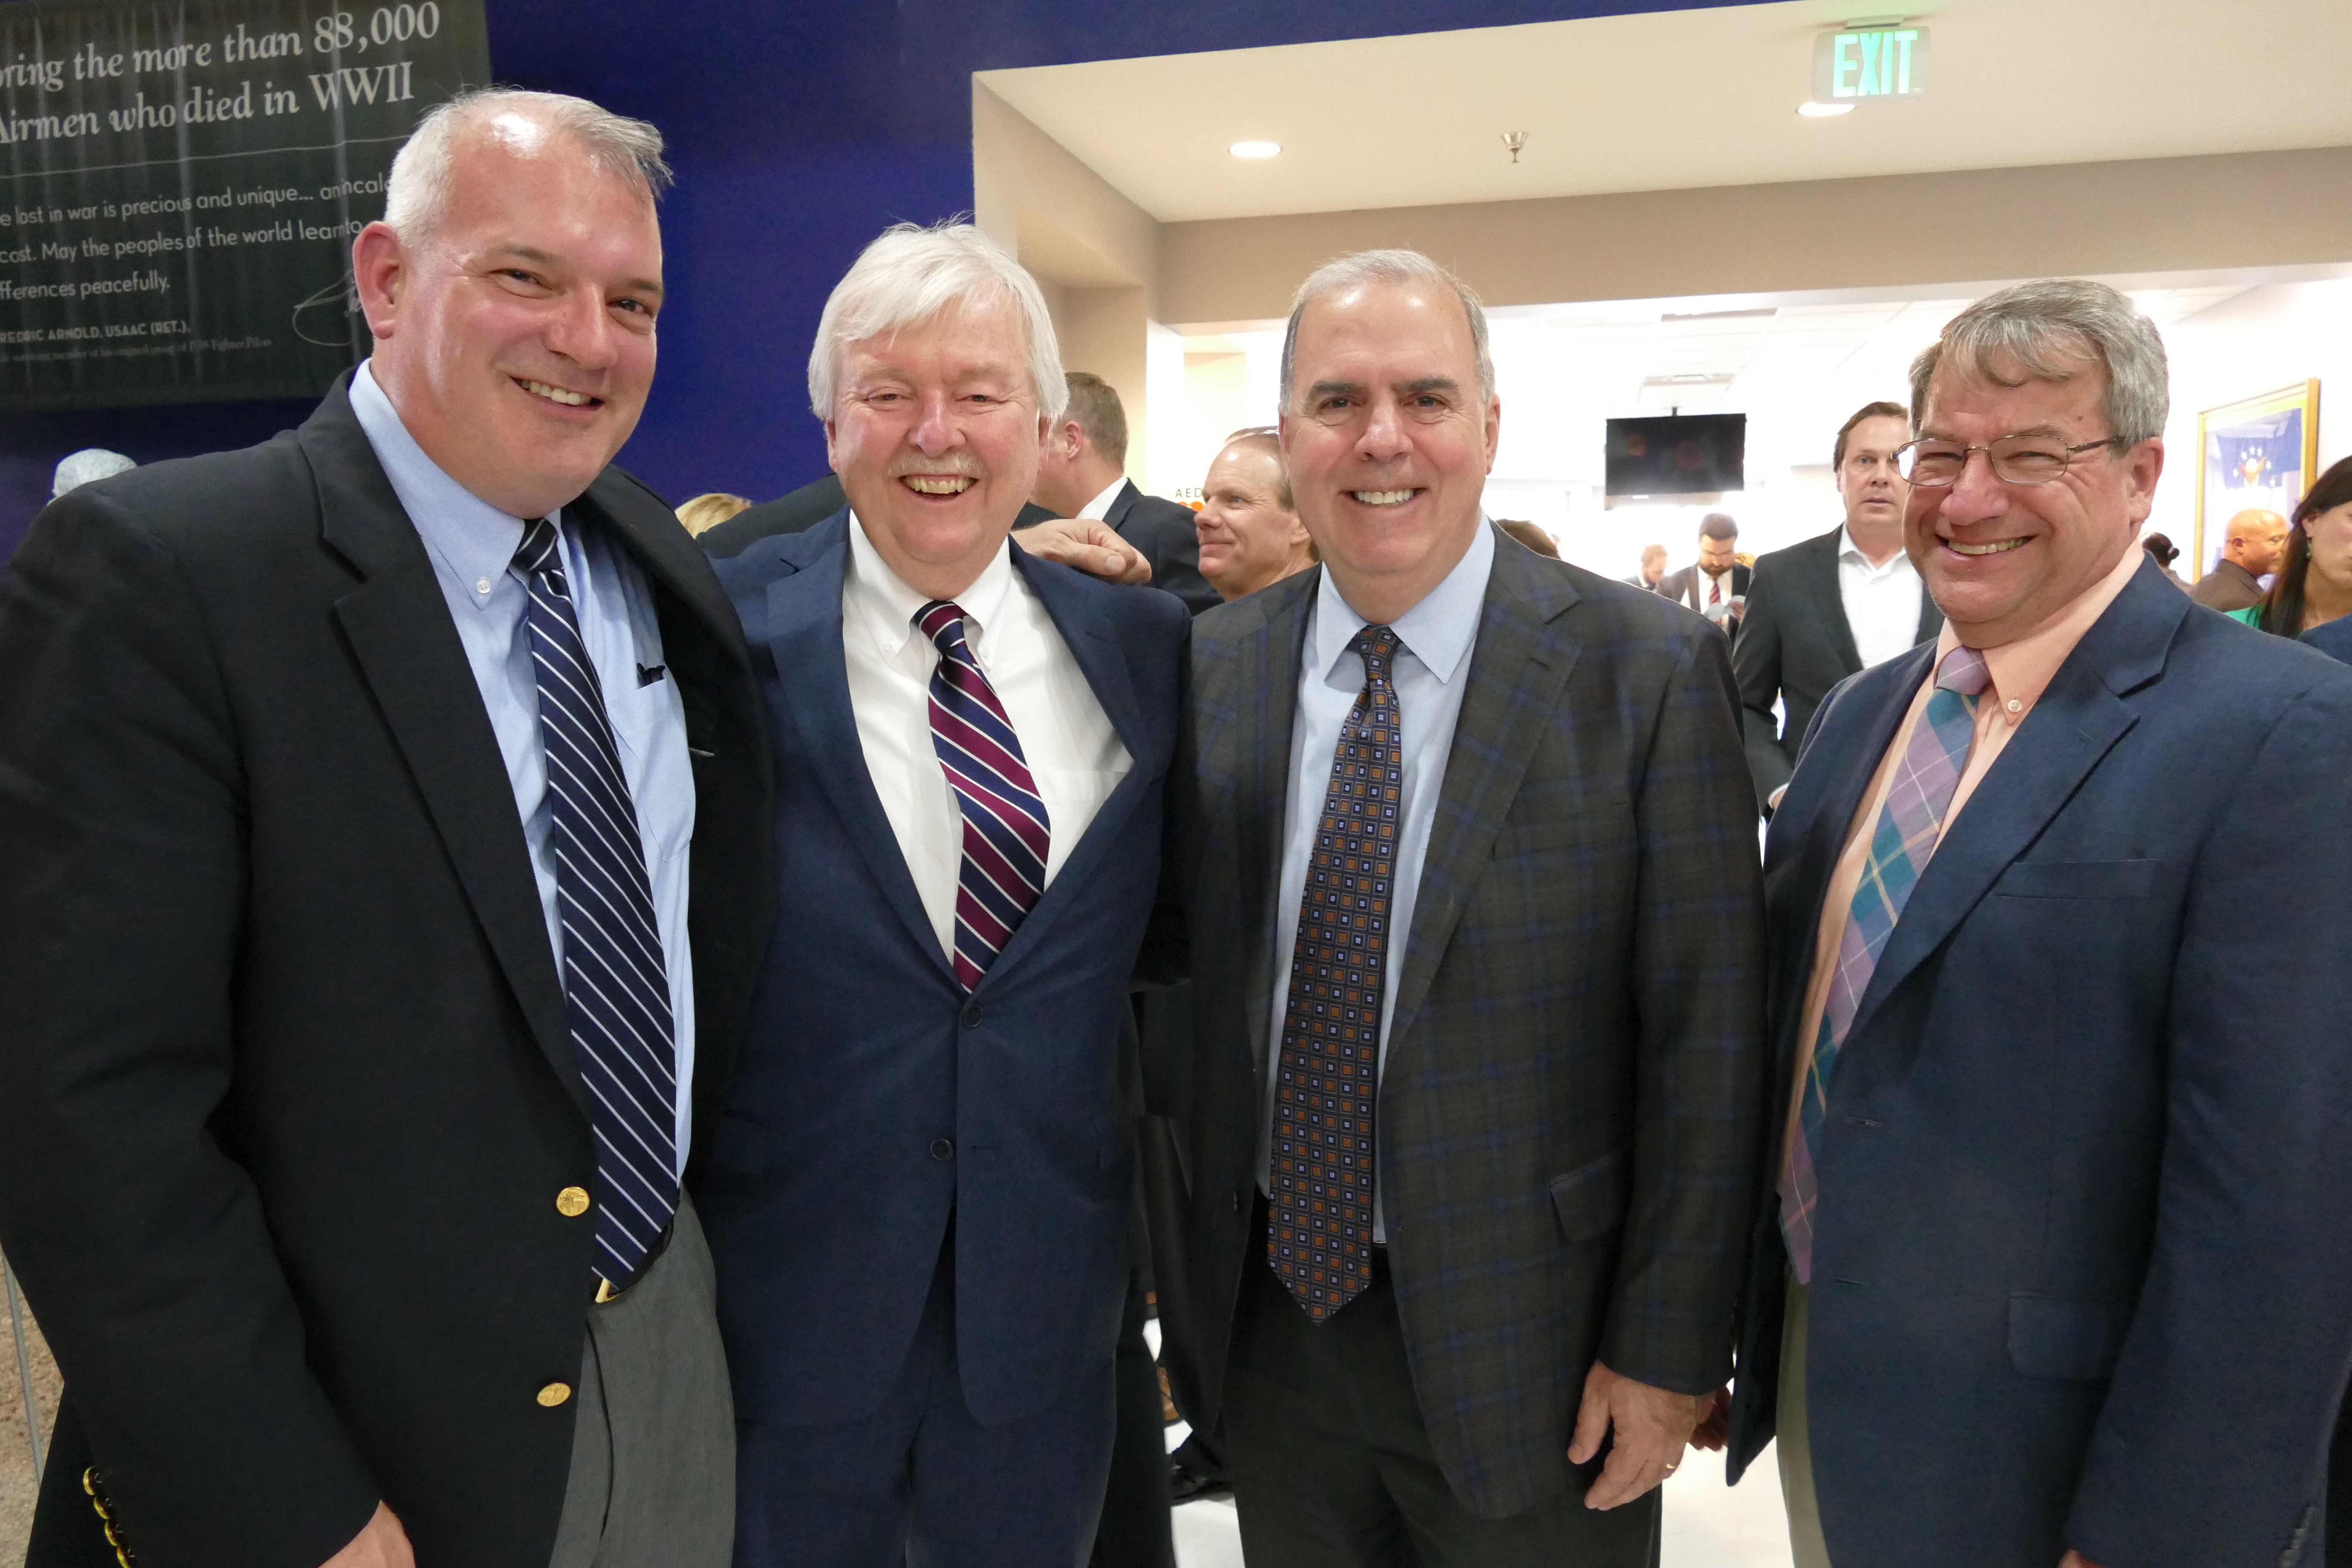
979, 0, 2352, 223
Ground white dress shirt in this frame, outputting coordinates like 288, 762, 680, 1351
1837, 525, 1926, 670
1075, 476, 1128, 521
350, 360, 699, 1174
841, 513, 1131, 961
1256, 521, 1497, 1241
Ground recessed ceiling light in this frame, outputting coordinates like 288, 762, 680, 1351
1229, 140, 1281, 159
1798, 101, 1855, 118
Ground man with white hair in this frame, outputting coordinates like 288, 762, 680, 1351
701, 222, 1188, 1567
1726, 279, 2352, 1568
0, 89, 770, 1568
1169, 248, 1767, 1564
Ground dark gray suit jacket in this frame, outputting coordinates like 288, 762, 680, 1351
1732, 527, 1941, 812
1171, 530, 1768, 1519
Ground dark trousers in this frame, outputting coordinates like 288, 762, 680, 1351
732, 1233, 1117, 1568
1224, 1226, 1659, 1568
1088, 1268, 1177, 1568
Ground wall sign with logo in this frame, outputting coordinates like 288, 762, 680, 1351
0, 0, 487, 410
1812, 24, 1930, 105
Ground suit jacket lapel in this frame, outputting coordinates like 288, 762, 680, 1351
756, 522, 948, 977
1807, 533, 1865, 674
1384, 542, 1580, 1057
309, 383, 580, 1112
1233, 574, 1316, 1075
1844, 564, 2182, 1043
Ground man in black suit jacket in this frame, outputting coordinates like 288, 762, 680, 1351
1656, 511, 1751, 631
1733, 402, 1942, 813
1173, 249, 1765, 1565
1032, 369, 1220, 613
0, 92, 770, 1568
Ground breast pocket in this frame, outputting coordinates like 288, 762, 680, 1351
1992, 859, 2160, 900
602, 674, 693, 867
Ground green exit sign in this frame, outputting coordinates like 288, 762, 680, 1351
1813, 24, 1930, 102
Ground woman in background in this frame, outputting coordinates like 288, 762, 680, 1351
2233, 456, 2352, 637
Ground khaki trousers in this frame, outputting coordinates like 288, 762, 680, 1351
1775, 1270, 1833, 1568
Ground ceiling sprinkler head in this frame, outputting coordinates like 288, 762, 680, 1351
1501, 131, 1530, 164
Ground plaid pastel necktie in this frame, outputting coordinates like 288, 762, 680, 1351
514, 517, 678, 1296
1780, 645, 1991, 1284
918, 600, 1050, 994
1269, 625, 1402, 1321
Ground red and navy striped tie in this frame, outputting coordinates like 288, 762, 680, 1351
514, 517, 678, 1297
918, 600, 1050, 993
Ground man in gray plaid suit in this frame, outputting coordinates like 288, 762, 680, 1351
1165, 249, 1770, 1564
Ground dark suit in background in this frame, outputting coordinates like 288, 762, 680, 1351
1727, 562, 2352, 1568
1733, 527, 1942, 812
1656, 558, 1751, 617
1102, 478, 1221, 616
1174, 533, 1767, 1556
2188, 556, 2266, 612
703, 511, 1188, 1565
0, 380, 772, 1568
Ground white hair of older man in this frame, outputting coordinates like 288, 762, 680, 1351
1911, 278, 2170, 449
806, 221, 1068, 425
1278, 248, 1495, 413
383, 87, 671, 244
52, 447, 135, 498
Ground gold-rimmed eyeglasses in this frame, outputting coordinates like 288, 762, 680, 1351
1896, 435, 2119, 487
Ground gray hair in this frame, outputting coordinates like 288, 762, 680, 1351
52, 447, 135, 498
1280, 249, 1495, 413
384, 88, 671, 243
808, 221, 1067, 424
1910, 279, 2169, 447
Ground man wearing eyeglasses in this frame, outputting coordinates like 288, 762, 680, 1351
1722, 279, 2352, 1568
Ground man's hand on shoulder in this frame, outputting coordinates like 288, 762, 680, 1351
2060, 1553, 2107, 1568
1012, 517, 1151, 585
324, 1504, 414, 1568
1568, 1360, 1710, 1510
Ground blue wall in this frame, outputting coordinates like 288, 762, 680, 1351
0, 0, 1756, 559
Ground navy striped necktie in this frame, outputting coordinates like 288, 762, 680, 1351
918, 599, 1050, 993
514, 516, 678, 1297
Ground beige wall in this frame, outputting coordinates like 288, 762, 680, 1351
1158, 145, 2352, 327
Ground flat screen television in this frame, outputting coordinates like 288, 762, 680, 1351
1605, 413, 1746, 497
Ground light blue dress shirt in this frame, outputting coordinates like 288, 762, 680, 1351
1258, 520, 1497, 1240
349, 361, 698, 1177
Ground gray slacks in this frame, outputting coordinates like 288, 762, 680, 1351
1775, 1271, 1833, 1568
548, 1193, 734, 1568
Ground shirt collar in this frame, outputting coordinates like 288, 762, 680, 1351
349, 359, 539, 609
845, 510, 1017, 665
1935, 541, 2144, 728
1310, 516, 1495, 686
1077, 475, 1129, 522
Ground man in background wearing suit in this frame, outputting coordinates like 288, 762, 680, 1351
1173, 248, 1767, 1564
1727, 280, 2352, 1568
1032, 369, 1222, 613
1621, 542, 1668, 592
1733, 401, 1942, 813
1657, 511, 1750, 629
702, 223, 1188, 1568
2187, 505, 2287, 612
0, 91, 770, 1568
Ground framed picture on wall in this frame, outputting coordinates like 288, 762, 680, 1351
2194, 381, 2320, 580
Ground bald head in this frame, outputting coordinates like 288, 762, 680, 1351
2223, 508, 2289, 576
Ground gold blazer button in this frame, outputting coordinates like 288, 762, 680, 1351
537, 1382, 573, 1408
556, 1186, 591, 1217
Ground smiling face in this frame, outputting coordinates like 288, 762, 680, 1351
1837, 413, 1911, 538
825, 292, 1045, 600
1196, 441, 1310, 600
355, 114, 662, 520
1907, 351, 2163, 646
1280, 279, 1498, 623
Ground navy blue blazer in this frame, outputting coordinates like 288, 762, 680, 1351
697, 511, 1189, 1427
2301, 615, 2352, 664
1727, 560, 2352, 1568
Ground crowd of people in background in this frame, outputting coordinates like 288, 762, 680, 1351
8, 83, 2352, 1568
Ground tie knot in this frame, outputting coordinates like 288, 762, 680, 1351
512, 516, 560, 576
1350, 624, 1400, 676
916, 600, 970, 654
1936, 645, 1991, 697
